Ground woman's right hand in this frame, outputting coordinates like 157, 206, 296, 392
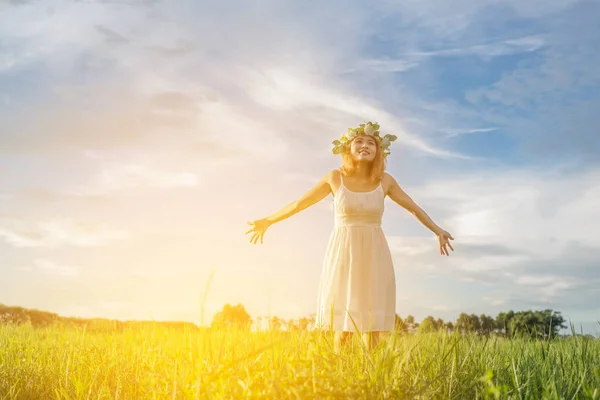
245, 218, 272, 244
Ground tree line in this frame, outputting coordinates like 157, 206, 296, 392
0, 304, 199, 332
211, 304, 570, 340
394, 310, 568, 339
1, 303, 570, 339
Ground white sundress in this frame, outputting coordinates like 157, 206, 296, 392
315, 170, 397, 333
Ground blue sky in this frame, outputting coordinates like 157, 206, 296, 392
1, 0, 599, 334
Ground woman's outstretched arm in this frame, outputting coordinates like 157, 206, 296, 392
246, 170, 334, 244
266, 170, 333, 224
384, 173, 455, 256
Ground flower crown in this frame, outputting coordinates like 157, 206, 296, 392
332, 122, 398, 158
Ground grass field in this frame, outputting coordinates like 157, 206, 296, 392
1, 324, 599, 399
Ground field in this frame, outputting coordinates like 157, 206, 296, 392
1, 324, 599, 399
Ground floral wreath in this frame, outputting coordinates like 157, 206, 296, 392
331, 122, 397, 158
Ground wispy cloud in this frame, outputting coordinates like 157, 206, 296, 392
344, 59, 420, 74
441, 128, 499, 139
23, 258, 81, 277
516, 275, 584, 302
0, 0, 598, 328
363, 34, 548, 74
403, 34, 547, 59
0, 0, 470, 164
0, 218, 129, 248
388, 164, 600, 311
70, 164, 199, 197
482, 292, 512, 307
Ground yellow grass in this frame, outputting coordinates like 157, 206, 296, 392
1, 323, 599, 399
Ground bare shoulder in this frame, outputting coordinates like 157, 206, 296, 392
323, 168, 342, 194
382, 172, 402, 196
327, 168, 340, 177
326, 168, 341, 183
383, 172, 399, 186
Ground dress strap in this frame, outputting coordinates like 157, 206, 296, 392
338, 169, 345, 188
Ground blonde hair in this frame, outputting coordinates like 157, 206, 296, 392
339, 135, 387, 184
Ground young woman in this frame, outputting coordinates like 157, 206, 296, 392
246, 122, 454, 351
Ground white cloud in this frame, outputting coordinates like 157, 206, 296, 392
0, 0, 472, 164
70, 164, 199, 197
0, 218, 129, 248
196, 101, 291, 162
0, 53, 17, 73
482, 293, 511, 307
442, 128, 499, 139
400, 34, 547, 60
377, 0, 580, 36
516, 275, 584, 303
409, 166, 600, 248
204, 67, 463, 160
348, 58, 420, 73
388, 164, 600, 310
0, 0, 120, 73
32, 259, 80, 277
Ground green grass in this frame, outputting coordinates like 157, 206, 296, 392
1, 324, 599, 399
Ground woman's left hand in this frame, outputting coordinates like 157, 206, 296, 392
436, 229, 454, 256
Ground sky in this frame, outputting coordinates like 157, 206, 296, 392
1, 0, 599, 335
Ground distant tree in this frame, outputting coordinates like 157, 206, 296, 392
454, 313, 482, 333
435, 318, 445, 330
394, 314, 409, 333
269, 316, 283, 331
255, 316, 264, 331
479, 314, 496, 336
418, 316, 437, 333
493, 309, 566, 339
495, 310, 515, 336
469, 314, 482, 333
403, 315, 419, 332
211, 303, 252, 330
508, 309, 566, 339
285, 318, 298, 331
538, 309, 566, 339
298, 317, 311, 331
455, 313, 470, 333
509, 312, 533, 338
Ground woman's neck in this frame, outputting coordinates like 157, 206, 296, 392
352, 163, 372, 180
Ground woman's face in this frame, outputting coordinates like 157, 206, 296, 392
349, 135, 378, 163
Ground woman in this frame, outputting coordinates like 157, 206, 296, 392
246, 122, 454, 351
